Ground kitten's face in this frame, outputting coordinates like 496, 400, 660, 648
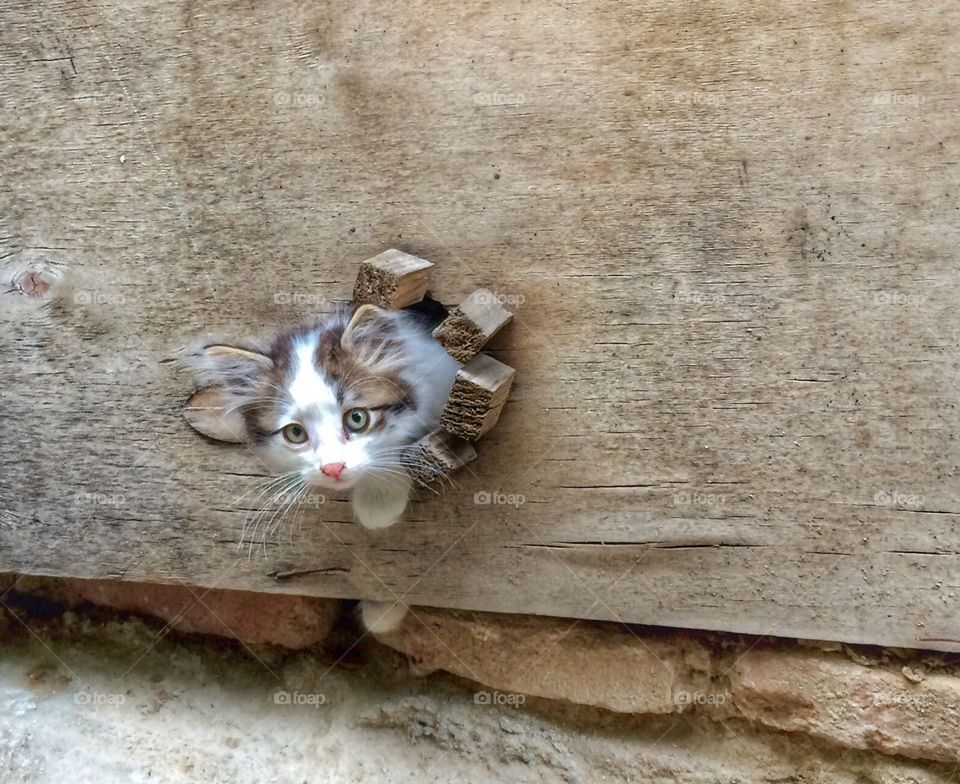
193, 305, 458, 492
250, 320, 421, 491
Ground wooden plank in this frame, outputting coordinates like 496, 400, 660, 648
405, 431, 478, 487
353, 249, 433, 310
1, 0, 959, 651
440, 354, 516, 440
433, 289, 514, 363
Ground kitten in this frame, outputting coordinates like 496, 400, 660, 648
186, 303, 458, 531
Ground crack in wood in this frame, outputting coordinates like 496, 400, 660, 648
268, 567, 350, 581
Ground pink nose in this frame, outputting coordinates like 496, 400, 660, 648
321, 462, 345, 480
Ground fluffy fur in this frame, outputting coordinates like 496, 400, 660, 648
187, 304, 458, 530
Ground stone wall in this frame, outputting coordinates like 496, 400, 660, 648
4, 576, 958, 778
377, 607, 960, 767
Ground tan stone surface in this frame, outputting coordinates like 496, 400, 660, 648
375, 606, 960, 765
730, 648, 960, 763
59, 577, 340, 649
378, 606, 717, 714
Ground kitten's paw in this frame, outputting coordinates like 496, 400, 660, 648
353, 498, 405, 529
352, 473, 411, 529
360, 600, 408, 634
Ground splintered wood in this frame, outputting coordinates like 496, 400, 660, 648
405, 430, 477, 485
350, 253, 516, 486
430, 287, 516, 444
353, 249, 433, 310
440, 354, 515, 440
432, 289, 513, 363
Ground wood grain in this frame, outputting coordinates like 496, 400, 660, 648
1, 0, 958, 650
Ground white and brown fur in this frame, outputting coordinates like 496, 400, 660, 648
185, 304, 458, 633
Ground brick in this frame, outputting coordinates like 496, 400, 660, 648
373, 606, 716, 714
59, 578, 340, 649
730, 648, 960, 762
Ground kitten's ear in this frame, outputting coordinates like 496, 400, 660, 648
183, 342, 275, 390
179, 342, 274, 443
183, 387, 247, 443
342, 304, 389, 348
201, 343, 274, 377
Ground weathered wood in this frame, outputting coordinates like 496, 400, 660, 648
433, 289, 513, 363
1, 0, 959, 651
440, 354, 516, 441
353, 249, 433, 310
405, 431, 478, 487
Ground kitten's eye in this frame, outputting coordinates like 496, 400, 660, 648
343, 408, 370, 434
281, 423, 308, 444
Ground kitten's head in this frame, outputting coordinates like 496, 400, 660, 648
185, 304, 457, 491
